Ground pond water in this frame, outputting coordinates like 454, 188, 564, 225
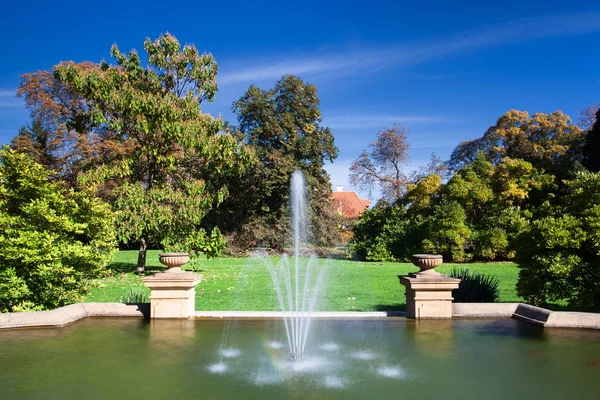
1, 317, 599, 400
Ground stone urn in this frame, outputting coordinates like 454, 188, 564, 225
411, 254, 443, 276
158, 252, 190, 273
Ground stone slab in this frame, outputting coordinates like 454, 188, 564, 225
453, 303, 519, 318
0, 303, 146, 330
513, 304, 600, 329
0, 303, 87, 329
193, 311, 402, 319
81, 302, 149, 318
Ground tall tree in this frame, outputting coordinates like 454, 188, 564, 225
349, 124, 410, 202
447, 110, 585, 174
582, 108, 600, 172
578, 102, 600, 131
54, 33, 252, 273
14, 63, 113, 184
224, 75, 339, 250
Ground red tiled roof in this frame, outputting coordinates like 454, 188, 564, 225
331, 191, 370, 219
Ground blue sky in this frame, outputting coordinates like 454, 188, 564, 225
1, 1, 599, 198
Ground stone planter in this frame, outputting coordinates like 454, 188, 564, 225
411, 254, 443, 276
159, 252, 190, 273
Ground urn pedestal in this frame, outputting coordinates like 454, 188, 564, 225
142, 253, 201, 319
399, 254, 460, 319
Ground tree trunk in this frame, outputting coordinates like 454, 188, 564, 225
136, 238, 147, 275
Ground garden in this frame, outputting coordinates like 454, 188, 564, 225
1, 33, 599, 315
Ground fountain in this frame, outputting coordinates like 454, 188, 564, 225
257, 170, 325, 359
3, 172, 600, 399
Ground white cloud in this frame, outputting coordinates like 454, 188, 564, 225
0, 89, 21, 107
218, 11, 600, 85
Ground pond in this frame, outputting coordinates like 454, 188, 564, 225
1, 317, 599, 400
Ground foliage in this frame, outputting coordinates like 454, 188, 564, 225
421, 201, 472, 262
578, 102, 599, 131
447, 110, 585, 175
351, 152, 552, 262
14, 62, 116, 185
119, 287, 149, 303
582, 108, 600, 173
0, 148, 116, 312
448, 268, 500, 303
54, 33, 252, 272
349, 124, 410, 202
212, 75, 339, 251
516, 171, 600, 311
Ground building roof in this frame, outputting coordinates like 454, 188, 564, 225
331, 191, 371, 219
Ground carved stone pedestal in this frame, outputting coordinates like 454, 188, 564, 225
143, 272, 202, 319
399, 273, 460, 319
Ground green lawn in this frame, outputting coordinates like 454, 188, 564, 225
85, 250, 523, 311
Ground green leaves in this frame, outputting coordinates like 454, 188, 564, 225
0, 148, 116, 312
516, 171, 600, 311
51, 34, 253, 269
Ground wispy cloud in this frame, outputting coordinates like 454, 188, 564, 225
0, 89, 21, 107
219, 11, 600, 85
324, 115, 455, 130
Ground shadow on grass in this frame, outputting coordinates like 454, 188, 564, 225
107, 262, 205, 276
107, 262, 164, 275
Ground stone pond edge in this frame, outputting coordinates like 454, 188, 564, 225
1, 302, 599, 330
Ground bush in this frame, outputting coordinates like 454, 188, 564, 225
120, 287, 149, 303
516, 171, 600, 311
421, 201, 472, 262
0, 148, 116, 312
448, 268, 500, 302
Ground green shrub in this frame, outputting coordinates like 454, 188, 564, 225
448, 268, 500, 302
422, 201, 472, 262
516, 171, 600, 311
0, 148, 116, 312
120, 287, 149, 303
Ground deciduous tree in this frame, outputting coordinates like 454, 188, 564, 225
349, 124, 410, 202
55, 33, 252, 273
582, 108, 600, 172
222, 75, 339, 250
447, 110, 585, 174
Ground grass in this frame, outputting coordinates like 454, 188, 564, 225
86, 250, 523, 311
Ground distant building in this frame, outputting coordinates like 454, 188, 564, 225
331, 185, 371, 219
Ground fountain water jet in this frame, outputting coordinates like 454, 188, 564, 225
257, 170, 325, 360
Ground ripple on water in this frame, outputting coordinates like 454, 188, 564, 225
320, 342, 340, 351
376, 365, 406, 379
219, 348, 242, 358
350, 350, 377, 360
323, 375, 346, 389
252, 370, 282, 386
207, 362, 228, 374
282, 356, 331, 373
267, 341, 285, 349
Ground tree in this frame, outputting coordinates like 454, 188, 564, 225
516, 171, 600, 311
447, 110, 585, 175
0, 148, 115, 312
54, 33, 252, 273
350, 124, 410, 202
582, 108, 600, 172
350, 152, 554, 263
221, 75, 339, 250
14, 63, 115, 185
578, 102, 599, 131
11, 117, 61, 173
